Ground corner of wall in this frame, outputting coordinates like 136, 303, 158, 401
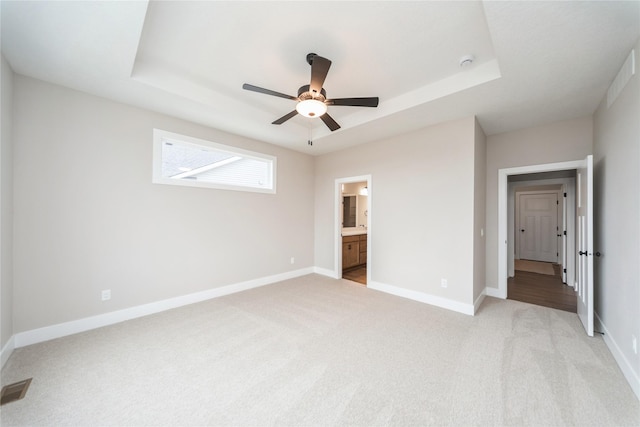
1, 334, 15, 368
1, 52, 15, 354
473, 117, 487, 302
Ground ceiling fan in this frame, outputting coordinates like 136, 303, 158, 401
242, 53, 379, 132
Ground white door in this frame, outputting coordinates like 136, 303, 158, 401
519, 193, 558, 262
577, 155, 594, 336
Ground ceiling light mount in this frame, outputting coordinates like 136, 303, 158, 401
459, 54, 475, 68
306, 52, 318, 66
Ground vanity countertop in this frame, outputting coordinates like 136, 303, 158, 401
342, 228, 368, 236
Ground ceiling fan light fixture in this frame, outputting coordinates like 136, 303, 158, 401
296, 99, 327, 118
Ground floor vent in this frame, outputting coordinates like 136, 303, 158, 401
1, 378, 32, 406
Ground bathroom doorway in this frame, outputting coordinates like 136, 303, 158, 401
335, 176, 371, 286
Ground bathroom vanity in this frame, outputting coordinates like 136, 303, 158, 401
342, 230, 367, 270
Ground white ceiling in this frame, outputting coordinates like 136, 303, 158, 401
2, 1, 639, 155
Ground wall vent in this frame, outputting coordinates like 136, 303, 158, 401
607, 50, 635, 108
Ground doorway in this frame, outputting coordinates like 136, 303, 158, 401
500, 167, 579, 296
510, 181, 575, 311
499, 157, 593, 336
498, 157, 594, 336
335, 176, 371, 286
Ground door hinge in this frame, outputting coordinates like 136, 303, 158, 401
563, 268, 567, 273
557, 252, 559, 257
564, 192, 567, 197
557, 200, 559, 205
564, 230, 567, 235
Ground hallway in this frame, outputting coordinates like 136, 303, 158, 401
508, 263, 577, 313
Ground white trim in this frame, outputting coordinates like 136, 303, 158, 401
498, 160, 584, 299
595, 312, 640, 401
1, 335, 15, 368
473, 290, 486, 314
152, 128, 277, 194
13, 267, 313, 349
484, 286, 502, 298
368, 280, 475, 316
313, 266, 340, 279
334, 175, 372, 282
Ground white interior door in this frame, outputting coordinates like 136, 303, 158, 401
577, 155, 594, 336
519, 193, 558, 262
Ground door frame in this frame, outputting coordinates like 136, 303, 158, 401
498, 160, 583, 299
335, 175, 371, 282
508, 178, 575, 282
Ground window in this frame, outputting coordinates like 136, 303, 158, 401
152, 129, 276, 193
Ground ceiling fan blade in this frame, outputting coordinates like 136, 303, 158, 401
272, 110, 298, 125
320, 113, 341, 131
327, 97, 379, 107
242, 84, 297, 101
309, 55, 332, 96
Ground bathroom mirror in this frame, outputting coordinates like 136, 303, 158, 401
341, 181, 368, 228
343, 195, 357, 227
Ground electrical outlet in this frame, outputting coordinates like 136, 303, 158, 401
101, 289, 111, 301
441, 278, 448, 288
633, 335, 637, 355
290, 257, 295, 265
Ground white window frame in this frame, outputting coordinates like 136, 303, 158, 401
152, 129, 276, 194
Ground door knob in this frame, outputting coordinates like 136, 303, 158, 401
595, 251, 601, 257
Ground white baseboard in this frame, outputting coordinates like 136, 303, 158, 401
368, 280, 475, 316
473, 291, 486, 314
1, 335, 15, 369
595, 312, 640, 401
13, 267, 314, 350
313, 266, 340, 279
484, 285, 505, 299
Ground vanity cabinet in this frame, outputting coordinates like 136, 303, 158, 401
359, 234, 367, 264
342, 234, 367, 270
342, 236, 360, 269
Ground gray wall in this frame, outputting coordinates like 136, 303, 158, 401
1, 54, 14, 350
485, 116, 593, 290
593, 40, 639, 392
11, 76, 315, 333
314, 116, 481, 306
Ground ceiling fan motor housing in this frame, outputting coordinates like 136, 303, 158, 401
298, 85, 326, 102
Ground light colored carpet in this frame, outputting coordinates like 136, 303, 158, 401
515, 259, 556, 275
1, 274, 638, 426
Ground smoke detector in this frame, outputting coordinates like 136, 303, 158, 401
459, 55, 475, 68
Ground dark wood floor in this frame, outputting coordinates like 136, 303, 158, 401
508, 264, 577, 312
342, 265, 367, 285
343, 263, 575, 311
